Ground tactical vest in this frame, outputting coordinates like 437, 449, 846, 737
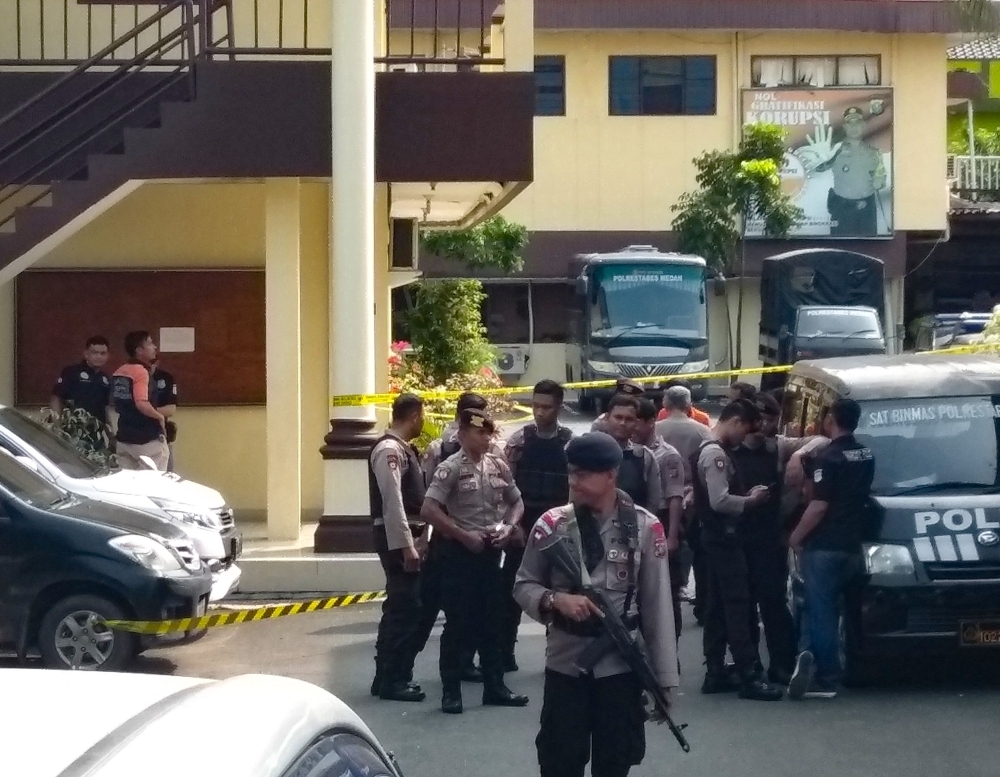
514, 425, 572, 521
554, 490, 639, 638
368, 433, 426, 520
616, 446, 649, 509
690, 440, 745, 541
440, 436, 461, 461
729, 440, 780, 528
112, 362, 161, 445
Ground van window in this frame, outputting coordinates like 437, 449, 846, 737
0, 450, 66, 507
0, 409, 103, 479
855, 396, 1000, 494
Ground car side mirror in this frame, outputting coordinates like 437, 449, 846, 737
575, 274, 589, 299
138, 455, 159, 471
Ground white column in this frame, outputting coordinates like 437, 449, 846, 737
502, 0, 535, 73
330, 0, 375, 421
319, 0, 378, 547
265, 178, 302, 541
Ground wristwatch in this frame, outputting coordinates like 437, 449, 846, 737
540, 590, 556, 614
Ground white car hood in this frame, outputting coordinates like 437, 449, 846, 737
91, 469, 226, 509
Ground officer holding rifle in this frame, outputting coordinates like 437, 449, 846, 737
515, 432, 680, 777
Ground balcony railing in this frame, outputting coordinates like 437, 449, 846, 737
0, 0, 505, 69
950, 155, 1000, 200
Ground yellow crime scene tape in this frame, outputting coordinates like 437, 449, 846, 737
107, 591, 387, 635
332, 342, 1000, 409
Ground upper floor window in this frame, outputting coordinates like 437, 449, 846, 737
535, 56, 566, 116
609, 56, 717, 116
751, 56, 881, 88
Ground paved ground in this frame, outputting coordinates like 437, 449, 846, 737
111, 602, 1000, 777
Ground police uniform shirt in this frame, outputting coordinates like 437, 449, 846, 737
655, 414, 711, 485
826, 142, 883, 200
422, 421, 504, 484
424, 450, 521, 533
696, 442, 751, 516
370, 432, 423, 551
53, 362, 111, 422
152, 369, 177, 408
645, 435, 685, 502
807, 435, 875, 552
623, 441, 665, 513
514, 503, 679, 689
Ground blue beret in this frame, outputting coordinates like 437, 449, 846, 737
566, 432, 623, 472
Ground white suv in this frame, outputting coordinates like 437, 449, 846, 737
0, 406, 241, 601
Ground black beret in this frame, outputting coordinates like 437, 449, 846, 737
615, 379, 644, 397
459, 408, 495, 433
566, 432, 623, 472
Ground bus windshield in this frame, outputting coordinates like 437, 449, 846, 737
591, 264, 707, 340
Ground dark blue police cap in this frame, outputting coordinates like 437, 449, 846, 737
566, 432, 623, 472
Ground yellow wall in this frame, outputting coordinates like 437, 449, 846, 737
504, 30, 948, 234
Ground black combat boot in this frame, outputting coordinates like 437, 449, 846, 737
482, 677, 529, 707
460, 663, 484, 683
380, 680, 426, 703
701, 662, 741, 694
441, 683, 464, 714
737, 672, 784, 701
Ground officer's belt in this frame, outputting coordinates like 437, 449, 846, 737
372, 518, 426, 532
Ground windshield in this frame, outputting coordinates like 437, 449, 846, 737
591, 263, 707, 340
796, 308, 881, 338
0, 450, 67, 507
0, 408, 103, 479
856, 397, 1000, 494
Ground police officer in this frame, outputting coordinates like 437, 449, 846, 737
634, 397, 686, 639
503, 379, 573, 671
514, 432, 678, 777
692, 400, 782, 701
803, 107, 887, 237
368, 393, 428, 703
150, 358, 178, 472
421, 409, 529, 714
414, 392, 494, 682
591, 379, 644, 434
602, 394, 664, 517
729, 393, 827, 686
51, 335, 112, 449
788, 398, 874, 700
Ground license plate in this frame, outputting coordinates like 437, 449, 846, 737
231, 534, 243, 559
196, 598, 208, 617
960, 621, 1000, 646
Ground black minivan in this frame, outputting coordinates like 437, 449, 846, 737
784, 353, 1000, 683
0, 449, 211, 670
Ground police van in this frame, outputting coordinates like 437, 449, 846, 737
784, 354, 1000, 682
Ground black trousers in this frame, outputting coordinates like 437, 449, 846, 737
439, 539, 503, 686
500, 543, 526, 659
373, 527, 422, 684
537, 669, 646, 777
688, 519, 708, 623
743, 526, 796, 674
828, 190, 878, 237
668, 547, 686, 640
703, 535, 758, 675
413, 534, 444, 656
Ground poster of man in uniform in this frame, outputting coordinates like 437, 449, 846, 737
742, 88, 893, 238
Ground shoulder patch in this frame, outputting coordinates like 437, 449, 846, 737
435, 466, 450, 481
813, 468, 823, 483
651, 520, 668, 557
531, 509, 565, 542
385, 452, 400, 471
716, 457, 726, 470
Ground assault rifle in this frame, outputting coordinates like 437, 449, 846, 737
539, 533, 691, 753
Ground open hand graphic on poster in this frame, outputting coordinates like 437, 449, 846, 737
798, 124, 842, 172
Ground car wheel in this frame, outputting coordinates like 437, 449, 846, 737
37, 595, 138, 671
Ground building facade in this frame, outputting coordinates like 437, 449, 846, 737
419, 0, 953, 386
0, 0, 535, 548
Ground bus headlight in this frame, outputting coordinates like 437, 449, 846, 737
863, 543, 915, 577
588, 360, 617, 375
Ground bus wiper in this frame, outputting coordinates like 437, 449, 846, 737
605, 323, 664, 349
886, 481, 996, 496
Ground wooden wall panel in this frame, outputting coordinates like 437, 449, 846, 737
16, 270, 265, 406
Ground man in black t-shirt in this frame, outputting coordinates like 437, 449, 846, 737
151, 359, 178, 472
51, 335, 113, 448
787, 398, 874, 699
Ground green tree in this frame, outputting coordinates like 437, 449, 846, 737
408, 216, 529, 384
953, 0, 1000, 31
671, 122, 802, 369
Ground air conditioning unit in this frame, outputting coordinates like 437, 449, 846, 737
496, 345, 529, 376
390, 218, 419, 270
